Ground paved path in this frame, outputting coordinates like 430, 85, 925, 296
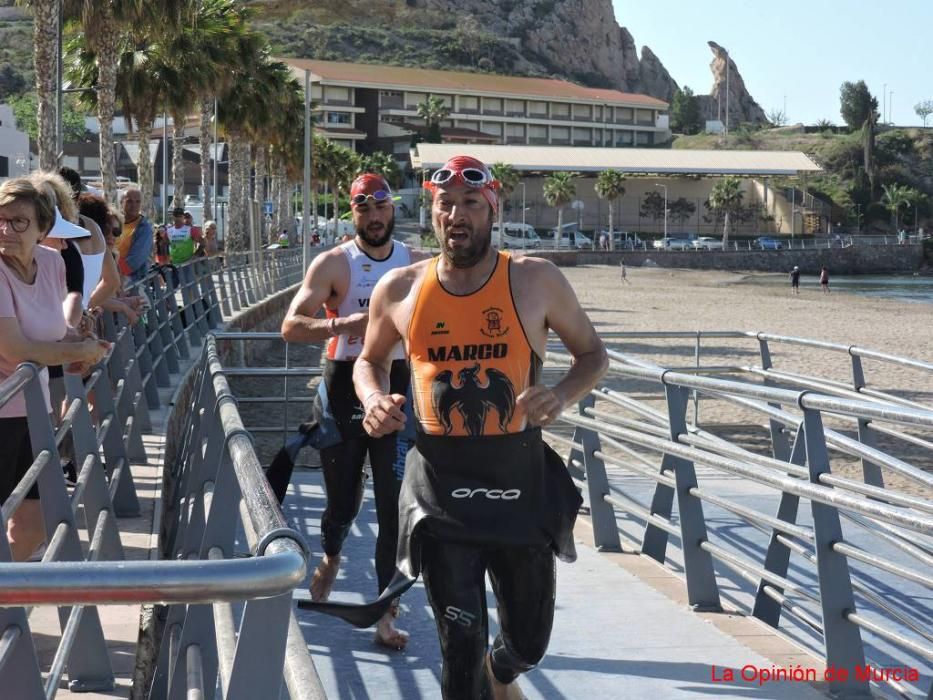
285, 468, 831, 699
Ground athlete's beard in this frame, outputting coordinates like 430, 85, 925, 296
356, 216, 394, 247
440, 220, 491, 269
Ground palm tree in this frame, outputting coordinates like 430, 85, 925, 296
708, 176, 744, 248
881, 183, 916, 231
489, 162, 520, 248
543, 172, 576, 248
594, 169, 626, 251
193, 0, 258, 222
18, 0, 59, 169
416, 95, 450, 143
362, 151, 402, 189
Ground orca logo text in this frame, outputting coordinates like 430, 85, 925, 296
450, 488, 521, 500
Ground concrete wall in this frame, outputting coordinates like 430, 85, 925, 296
529, 244, 925, 275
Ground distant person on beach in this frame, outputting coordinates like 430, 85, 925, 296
789, 266, 800, 295
620, 260, 629, 283
819, 266, 830, 294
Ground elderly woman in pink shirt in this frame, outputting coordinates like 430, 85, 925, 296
0, 177, 110, 560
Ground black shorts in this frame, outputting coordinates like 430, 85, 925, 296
0, 417, 40, 503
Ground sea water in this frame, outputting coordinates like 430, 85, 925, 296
740, 274, 933, 304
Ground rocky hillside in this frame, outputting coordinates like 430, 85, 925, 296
249, 0, 766, 122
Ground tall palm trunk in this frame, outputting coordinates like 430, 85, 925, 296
137, 122, 155, 220
556, 207, 564, 249
278, 167, 290, 238
33, 0, 58, 170
254, 144, 267, 242
94, 21, 119, 202
722, 211, 731, 249
226, 135, 249, 252
608, 201, 615, 251
171, 112, 186, 208
199, 97, 214, 221
330, 178, 340, 243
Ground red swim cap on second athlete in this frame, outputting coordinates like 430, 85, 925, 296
350, 173, 391, 201
424, 155, 500, 212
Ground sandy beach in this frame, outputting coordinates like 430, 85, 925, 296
233, 261, 933, 500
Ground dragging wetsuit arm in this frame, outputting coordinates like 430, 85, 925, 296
354, 270, 408, 438
517, 262, 608, 426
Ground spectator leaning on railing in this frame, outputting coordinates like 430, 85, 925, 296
117, 187, 153, 283
0, 177, 110, 561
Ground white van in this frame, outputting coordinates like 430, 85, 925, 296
542, 223, 593, 250
492, 222, 540, 249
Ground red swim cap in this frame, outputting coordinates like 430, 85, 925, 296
350, 173, 391, 199
424, 155, 499, 212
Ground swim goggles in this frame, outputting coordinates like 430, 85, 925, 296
429, 167, 493, 188
350, 190, 392, 205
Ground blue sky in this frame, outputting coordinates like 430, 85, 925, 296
611, 0, 932, 125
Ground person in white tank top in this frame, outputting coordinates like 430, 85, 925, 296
276, 173, 431, 650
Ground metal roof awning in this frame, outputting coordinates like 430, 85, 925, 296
412, 144, 822, 177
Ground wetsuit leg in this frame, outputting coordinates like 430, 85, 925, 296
366, 434, 409, 593
421, 536, 489, 700
318, 438, 368, 557
487, 545, 556, 685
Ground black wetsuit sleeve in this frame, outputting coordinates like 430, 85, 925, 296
61, 240, 84, 295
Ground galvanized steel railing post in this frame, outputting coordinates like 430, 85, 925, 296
112, 326, 151, 455
163, 271, 191, 360
758, 336, 791, 461
131, 313, 161, 410
215, 261, 234, 317
573, 396, 621, 551
661, 384, 720, 611
751, 429, 807, 626
64, 373, 125, 562
849, 354, 885, 489
144, 278, 173, 387
801, 408, 869, 698
224, 592, 293, 700
203, 259, 224, 328
23, 372, 115, 692
177, 265, 203, 347
92, 361, 141, 517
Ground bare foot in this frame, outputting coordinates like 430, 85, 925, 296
309, 554, 340, 602
373, 609, 409, 650
485, 654, 527, 700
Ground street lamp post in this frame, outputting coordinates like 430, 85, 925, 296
520, 181, 527, 250
655, 183, 668, 243
856, 203, 862, 235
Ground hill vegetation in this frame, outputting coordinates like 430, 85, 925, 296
674, 127, 933, 232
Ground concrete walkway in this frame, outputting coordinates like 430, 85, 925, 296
285, 468, 831, 700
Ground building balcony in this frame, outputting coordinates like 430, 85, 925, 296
528, 137, 549, 145
504, 136, 526, 144
550, 138, 570, 145
482, 109, 503, 116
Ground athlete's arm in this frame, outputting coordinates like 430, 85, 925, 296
517, 263, 607, 426
354, 270, 409, 438
280, 251, 366, 342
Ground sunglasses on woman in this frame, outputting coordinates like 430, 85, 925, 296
0, 216, 30, 233
429, 168, 491, 187
350, 190, 392, 206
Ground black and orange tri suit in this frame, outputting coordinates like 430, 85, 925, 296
400, 251, 581, 698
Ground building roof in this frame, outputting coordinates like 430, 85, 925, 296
280, 58, 668, 109
412, 144, 822, 177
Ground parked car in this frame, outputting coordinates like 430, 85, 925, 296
755, 236, 784, 250
692, 236, 724, 251
492, 222, 541, 249
652, 238, 692, 250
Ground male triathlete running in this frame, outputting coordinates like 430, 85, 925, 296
275, 173, 427, 649
353, 156, 608, 698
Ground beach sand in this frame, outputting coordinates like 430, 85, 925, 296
232, 262, 933, 501
559, 264, 933, 500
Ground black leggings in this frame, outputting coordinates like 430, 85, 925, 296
420, 536, 556, 699
319, 434, 408, 594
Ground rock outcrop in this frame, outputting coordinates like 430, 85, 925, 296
698, 41, 769, 126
